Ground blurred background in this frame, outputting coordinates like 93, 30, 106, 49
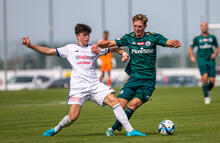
0, 0, 220, 90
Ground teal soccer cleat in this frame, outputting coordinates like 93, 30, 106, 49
106, 128, 114, 136
126, 129, 147, 136
42, 128, 56, 136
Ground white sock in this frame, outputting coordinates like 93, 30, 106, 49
54, 115, 72, 133
112, 104, 133, 132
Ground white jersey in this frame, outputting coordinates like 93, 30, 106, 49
56, 44, 109, 91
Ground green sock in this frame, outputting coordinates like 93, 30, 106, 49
202, 83, 209, 97
111, 107, 134, 131
208, 82, 214, 91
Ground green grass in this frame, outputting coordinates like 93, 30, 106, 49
0, 87, 220, 143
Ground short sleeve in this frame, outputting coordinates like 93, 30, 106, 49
98, 47, 110, 57
155, 33, 168, 46
115, 34, 129, 47
191, 37, 197, 48
56, 45, 69, 58
213, 36, 219, 47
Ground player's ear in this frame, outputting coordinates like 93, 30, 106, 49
76, 34, 79, 39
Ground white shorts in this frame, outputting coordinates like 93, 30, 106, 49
67, 82, 115, 107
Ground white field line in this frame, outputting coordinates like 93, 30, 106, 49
3, 101, 66, 107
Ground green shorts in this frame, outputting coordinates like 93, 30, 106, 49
198, 63, 216, 77
118, 77, 156, 103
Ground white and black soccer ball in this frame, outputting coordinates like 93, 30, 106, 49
158, 120, 175, 135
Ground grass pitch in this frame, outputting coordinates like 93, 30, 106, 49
0, 87, 220, 143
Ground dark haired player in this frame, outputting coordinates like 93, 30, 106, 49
22, 23, 146, 136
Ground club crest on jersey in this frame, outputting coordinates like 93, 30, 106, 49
120, 90, 123, 95
145, 41, 151, 46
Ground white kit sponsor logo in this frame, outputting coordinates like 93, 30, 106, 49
131, 47, 154, 54
200, 44, 212, 49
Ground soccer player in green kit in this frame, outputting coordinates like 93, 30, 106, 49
189, 22, 219, 104
92, 14, 181, 136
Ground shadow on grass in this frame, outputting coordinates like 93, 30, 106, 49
75, 131, 159, 137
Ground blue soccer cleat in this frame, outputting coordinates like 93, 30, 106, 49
42, 128, 56, 136
126, 129, 147, 136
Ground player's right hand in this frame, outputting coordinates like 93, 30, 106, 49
22, 36, 31, 47
91, 43, 99, 55
210, 53, 217, 59
190, 56, 196, 63
121, 53, 129, 63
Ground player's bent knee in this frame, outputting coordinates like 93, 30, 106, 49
109, 97, 119, 107
202, 74, 208, 83
202, 78, 208, 83
118, 98, 128, 109
209, 78, 215, 84
128, 99, 142, 110
103, 94, 119, 108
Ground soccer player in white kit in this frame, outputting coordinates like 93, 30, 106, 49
22, 24, 146, 136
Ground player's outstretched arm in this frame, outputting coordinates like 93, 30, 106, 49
22, 36, 57, 56
91, 40, 118, 55
109, 47, 129, 63
165, 40, 181, 48
91, 39, 117, 52
189, 46, 196, 62
98, 39, 117, 48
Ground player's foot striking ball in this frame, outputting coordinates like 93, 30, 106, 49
22, 23, 145, 137
92, 13, 181, 136
189, 22, 219, 104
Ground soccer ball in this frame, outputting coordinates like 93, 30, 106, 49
158, 120, 175, 135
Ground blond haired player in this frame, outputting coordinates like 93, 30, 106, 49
92, 14, 181, 136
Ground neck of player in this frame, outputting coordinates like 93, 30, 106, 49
136, 32, 145, 39
78, 41, 88, 47
202, 32, 208, 37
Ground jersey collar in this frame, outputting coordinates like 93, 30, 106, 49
76, 44, 90, 48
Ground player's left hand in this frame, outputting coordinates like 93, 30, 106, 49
121, 53, 129, 63
22, 36, 31, 47
91, 43, 99, 55
172, 40, 181, 48
210, 53, 217, 59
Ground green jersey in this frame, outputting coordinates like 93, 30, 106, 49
115, 32, 168, 79
191, 34, 218, 65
